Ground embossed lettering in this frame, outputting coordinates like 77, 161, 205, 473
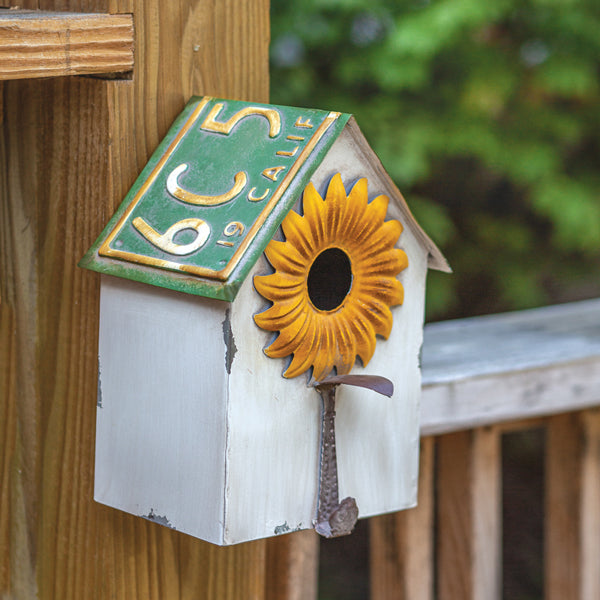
167, 163, 247, 206
132, 217, 210, 256
201, 103, 282, 137
247, 187, 270, 202
276, 147, 299, 157
262, 166, 286, 182
294, 117, 313, 129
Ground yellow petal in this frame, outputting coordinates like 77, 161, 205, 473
356, 276, 404, 306
347, 317, 377, 367
359, 298, 394, 338
264, 240, 306, 275
358, 248, 408, 277
301, 182, 326, 246
332, 316, 356, 374
281, 209, 315, 259
284, 319, 319, 378
266, 310, 309, 358
302, 181, 324, 219
311, 319, 335, 381
254, 295, 305, 331
367, 194, 390, 225
254, 273, 304, 301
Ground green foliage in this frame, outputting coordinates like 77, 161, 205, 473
271, 0, 600, 320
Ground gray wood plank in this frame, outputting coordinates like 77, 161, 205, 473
420, 299, 600, 434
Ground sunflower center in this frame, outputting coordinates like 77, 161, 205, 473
307, 247, 352, 311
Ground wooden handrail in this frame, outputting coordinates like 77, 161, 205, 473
420, 298, 600, 435
0, 9, 133, 80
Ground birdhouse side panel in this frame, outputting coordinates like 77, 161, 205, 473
95, 276, 230, 544
225, 256, 321, 544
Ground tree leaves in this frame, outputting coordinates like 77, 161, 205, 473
271, 0, 600, 318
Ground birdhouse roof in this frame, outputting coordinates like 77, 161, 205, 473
80, 96, 449, 301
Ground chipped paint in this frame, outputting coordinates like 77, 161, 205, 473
97, 360, 103, 408
222, 309, 237, 374
144, 508, 175, 529
274, 521, 303, 535
274, 522, 291, 535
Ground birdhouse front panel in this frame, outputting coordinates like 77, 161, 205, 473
81, 96, 449, 546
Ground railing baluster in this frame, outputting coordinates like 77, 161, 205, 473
265, 530, 319, 600
369, 437, 434, 600
437, 427, 501, 600
545, 410, 600, 600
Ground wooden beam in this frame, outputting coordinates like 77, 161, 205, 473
545, 410, 600, 600
437, 428, 502, 600
369, 437, 434, 600
0, 10, 133, 80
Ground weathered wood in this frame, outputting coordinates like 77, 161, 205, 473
0, 0, 273, 598
369, 437, 434, 600
437, 428, 501, 600
545, 410, 600, 600
421, 299, 600, 435
0, 10, 133, 80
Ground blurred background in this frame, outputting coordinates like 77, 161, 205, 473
269, 2, 599, 598
270, 0, 600, 323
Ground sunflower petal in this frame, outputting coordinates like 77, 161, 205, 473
264, 240, 306, 275
280, 209, 315, 258
253, 295, 305, 331
284, 318, 319, 378
356, 276, 404, 306
266, 310, 309, 358
312, 319, 336, 381
333, 316, 356, 374
360, 299, 394, 338
348, 317, 377, 367
358, 248, 408, 277
302, 181, 324, 219
254, 273, 304, 302
301, 182, 326, 246
367, 194, 390, 226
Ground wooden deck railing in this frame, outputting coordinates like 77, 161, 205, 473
367, 298, 600, 600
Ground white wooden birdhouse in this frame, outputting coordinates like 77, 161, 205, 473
80, 96, 449, 545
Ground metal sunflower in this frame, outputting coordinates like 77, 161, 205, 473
253, 173, 408, 381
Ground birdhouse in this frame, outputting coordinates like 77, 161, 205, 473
80, 96, 449, 546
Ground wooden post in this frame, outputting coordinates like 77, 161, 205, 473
0, 1, 314, 598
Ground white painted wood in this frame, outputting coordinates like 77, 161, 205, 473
421, 299, 600, 435
94, 125, 430, 545
223, 138, 428, 543
96, 275, 230, 544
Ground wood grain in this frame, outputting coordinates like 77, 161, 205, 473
369, 437, 434, 600
545, 410, 600, 600
0, 0, 274, 599
0, 10, 133, 80
265, 530, 319, 600
437, 428, 502, 600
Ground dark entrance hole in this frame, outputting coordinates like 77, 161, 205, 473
307, 247, 352, 311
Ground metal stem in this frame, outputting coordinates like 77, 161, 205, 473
317, 385, 339, 523
315, 384, 358, 538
